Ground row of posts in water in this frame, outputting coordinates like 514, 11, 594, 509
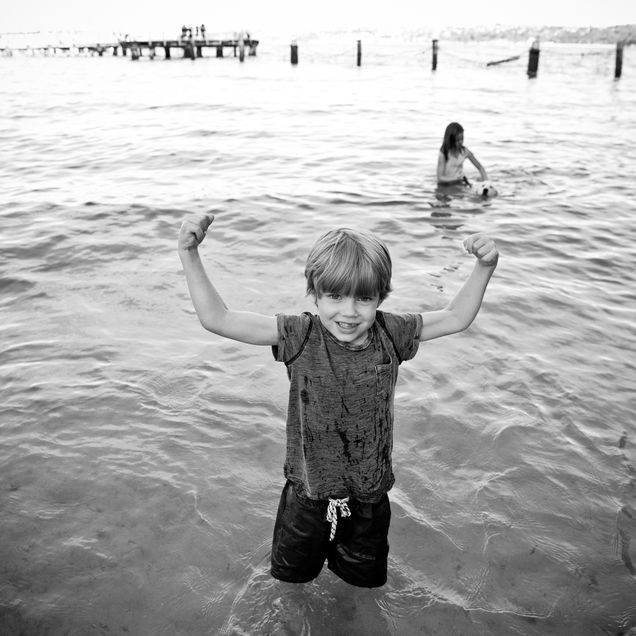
289, 39, 627, 79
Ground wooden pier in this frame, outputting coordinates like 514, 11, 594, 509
120, 37, 259, 60
0, 43, 118, 55
0, 38, 259, 60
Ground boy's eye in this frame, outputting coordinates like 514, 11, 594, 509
357, 296, 374, 303
327, 293, 342, 301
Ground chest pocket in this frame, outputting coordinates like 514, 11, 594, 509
374, 312, 401, 414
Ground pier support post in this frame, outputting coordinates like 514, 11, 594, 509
164, 45, 171, 59
357, 40, 361, 66
184, 42, 195, 59
216, 45, 223, 57
615, 41, 624, 79
290, 41, 298, 65
432, 39, 438, 71
196, 45, 202, 58
527, 38, 540, 78
131, 46, 140, 60
239, 36, 245, 62
113, 46, 118, 56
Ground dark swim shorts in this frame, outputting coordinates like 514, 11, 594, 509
270, 480, 390, 588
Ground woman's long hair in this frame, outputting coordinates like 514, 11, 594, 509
440, 122, 464, 161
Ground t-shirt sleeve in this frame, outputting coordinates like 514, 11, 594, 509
380, 311, 423, 362
271, 313, 313, 363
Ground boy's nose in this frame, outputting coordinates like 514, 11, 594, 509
341, 298, 358, 316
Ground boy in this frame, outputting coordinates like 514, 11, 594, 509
178, 214, 498, 588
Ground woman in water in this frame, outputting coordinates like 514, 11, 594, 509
437, 122, 488, 186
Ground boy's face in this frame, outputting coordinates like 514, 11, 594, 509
315, 292, 380, 347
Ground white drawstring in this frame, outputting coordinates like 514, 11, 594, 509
326, 497, 351, 541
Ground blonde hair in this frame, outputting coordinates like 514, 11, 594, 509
305, 228, 392, 302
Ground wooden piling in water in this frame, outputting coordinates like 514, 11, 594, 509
357, 40, 362, 66
239, 36, 245, 62
290, 41, 298, 65
527, 38, 540, 78
432, 39, 438, 71
615, 41, 624, 79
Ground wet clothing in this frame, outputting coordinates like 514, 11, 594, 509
270, 310, 422, 587
271, 311, 422, 587
437, 148, 468, 184
271, 480, 391, 587
272, 310, 422, 502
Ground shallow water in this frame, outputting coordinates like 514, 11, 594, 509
1, 33, 636, 635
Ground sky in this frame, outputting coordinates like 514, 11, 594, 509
2, 0, 635, 38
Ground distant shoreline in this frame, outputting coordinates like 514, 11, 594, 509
1, 24, 634, 48
436, 23, 636, 44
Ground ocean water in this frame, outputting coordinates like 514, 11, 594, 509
1, 32, 636, 635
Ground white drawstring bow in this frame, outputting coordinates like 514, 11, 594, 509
326, 497, 351, 541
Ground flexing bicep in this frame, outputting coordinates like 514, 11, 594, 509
180, 247, 278, 346
419, 256, 496, 342
418, 309, 465, 342
204, 310, 278, 346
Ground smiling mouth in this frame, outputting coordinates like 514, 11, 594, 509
336, 321, 358, 330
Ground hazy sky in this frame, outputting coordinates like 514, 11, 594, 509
3, 0, 635, 36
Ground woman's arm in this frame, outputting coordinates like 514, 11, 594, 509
178, 214, 278, 345
436, 150, 446, 181
465, 148, 488, 180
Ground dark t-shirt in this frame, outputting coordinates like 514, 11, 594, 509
273, 310, 422, 502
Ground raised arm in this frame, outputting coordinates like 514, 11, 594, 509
419, 233, 498, 342
465, 148, 488, 181
178, 214, 278, 346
